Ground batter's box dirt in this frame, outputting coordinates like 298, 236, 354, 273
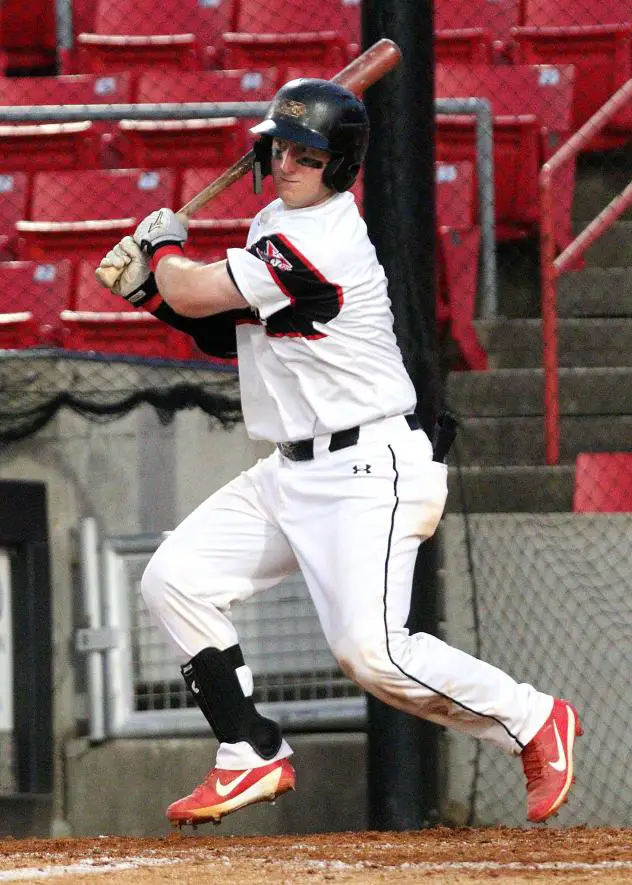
0, 827, 631, 884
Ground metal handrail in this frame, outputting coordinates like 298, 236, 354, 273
539, 78, 632, 465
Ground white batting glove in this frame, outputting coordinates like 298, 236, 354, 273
98, 236, 158, 306
133, 208, 188, 258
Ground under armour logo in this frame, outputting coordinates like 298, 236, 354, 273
353, 464, 371, 474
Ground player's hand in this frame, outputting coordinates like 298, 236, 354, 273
98, 236, 157, 306
133, 208, 189, 258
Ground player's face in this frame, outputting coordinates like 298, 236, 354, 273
270, 138, 333, 209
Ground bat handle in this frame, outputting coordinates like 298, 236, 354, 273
95, 264, 122, 288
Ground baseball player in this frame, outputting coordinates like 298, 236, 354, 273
98, 79, 582, 828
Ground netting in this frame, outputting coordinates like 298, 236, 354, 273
0, 0, 631, 826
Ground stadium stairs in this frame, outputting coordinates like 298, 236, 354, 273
445, 144, 632, 513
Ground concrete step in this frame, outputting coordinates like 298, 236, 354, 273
580, 221, 632, 267
446, 367, 632, 416
452, 415, 632, 465
446, 465, 575, 512
475, 318, 632, 367
557, 268, 632, 317
573, 146, 632, 222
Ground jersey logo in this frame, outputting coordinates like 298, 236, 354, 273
353, 464, 372, 474
255, 238, 293, 272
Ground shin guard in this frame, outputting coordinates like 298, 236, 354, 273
181, 645, 282, 759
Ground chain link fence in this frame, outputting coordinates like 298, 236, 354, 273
0, 0, 631, 824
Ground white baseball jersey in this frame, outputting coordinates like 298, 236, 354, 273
226, 191, 417, 442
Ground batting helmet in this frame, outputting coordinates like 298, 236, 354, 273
250, 78, 369, 193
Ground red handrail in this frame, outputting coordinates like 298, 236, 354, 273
539, 78, 632, 465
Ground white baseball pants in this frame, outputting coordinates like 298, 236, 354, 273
141, 414, 552, 768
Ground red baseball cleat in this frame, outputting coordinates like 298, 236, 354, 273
521, 698, 583, 823
166, 759, 296, 827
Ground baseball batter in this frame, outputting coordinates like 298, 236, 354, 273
98, 79, 582, 828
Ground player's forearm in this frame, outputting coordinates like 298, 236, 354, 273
152, 254, 229, 317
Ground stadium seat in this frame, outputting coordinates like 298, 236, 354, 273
15, 168, 177, 264
0, 260, 72, 348
181, 166, 275, 258
134, 68, 277, 155
435, 0, 520, 63
435, 63, 576, 248
573, 452, 632, 512
435, 161, 487, 371
61, 260, 192, 359
0, 72, 133, 106
0, 72, 135, 166
74, 0, 206, 75
222, 0, 359, 83
113, 118, 243, 173
135, 68, 276, 104
191, 0, 238, 69
0, 0, 56, 72
434, 31, 494, 65
0, 122, 101, 173
0, 172, 29, 260
510, 0, 632, 142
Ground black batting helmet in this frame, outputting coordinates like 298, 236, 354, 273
250, 78, 369, 193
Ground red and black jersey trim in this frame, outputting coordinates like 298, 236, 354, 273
248, 233, 343, 338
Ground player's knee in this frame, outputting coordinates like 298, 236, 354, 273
331, 636, 395, 691
140, 541, 182, 616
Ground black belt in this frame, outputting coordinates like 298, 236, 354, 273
277, 413, 421, 462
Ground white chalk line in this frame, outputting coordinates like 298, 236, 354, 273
0, 854, 631, 881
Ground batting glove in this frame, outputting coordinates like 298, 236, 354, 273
98, 236, 158, 306
133, 208, 188, 258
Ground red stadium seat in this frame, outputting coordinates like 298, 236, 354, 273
0, 122, 101, 173
181, 166, 275, 258
434, 31, 494, 65
573, 452, 632, 512
0, 172, 29, 259
74, 0, 205, 75
15, 169, 177, 264
0, 72, 133, 106
222, 0, 359, 83
435, 63, 576, 248
134, 68, 277, 155
135, 68, 277, 104
0, 0, 56, 72
113, 118, 243, 172
435, 0, 520, 62
0, 260, 72, 348
61, 261, 192, 359
0, 73, 135, 166
435, 161, 486, 371
510, 0, 632, 143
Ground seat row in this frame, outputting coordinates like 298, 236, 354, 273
0, 161, 484, 370
436, 0, 632, 141
0, 0, 360, 80
0, 62, 580, 248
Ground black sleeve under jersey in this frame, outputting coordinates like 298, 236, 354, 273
153, 302, 250, 359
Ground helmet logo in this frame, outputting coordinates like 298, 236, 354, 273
278, 99, 307, 118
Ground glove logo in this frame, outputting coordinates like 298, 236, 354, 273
147, 210, 164, 234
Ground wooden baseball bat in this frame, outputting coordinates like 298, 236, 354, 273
95, 38, 402, 288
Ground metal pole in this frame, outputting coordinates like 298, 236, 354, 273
436, 98, 497, 317
79, 518, 106, 743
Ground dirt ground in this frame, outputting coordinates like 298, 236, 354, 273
0, 827, 631, 885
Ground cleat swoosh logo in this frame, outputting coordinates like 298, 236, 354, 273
215, 769, 252, 798
549, 722, 567, 772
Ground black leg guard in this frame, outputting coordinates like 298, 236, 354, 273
181, 645, 282, 760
